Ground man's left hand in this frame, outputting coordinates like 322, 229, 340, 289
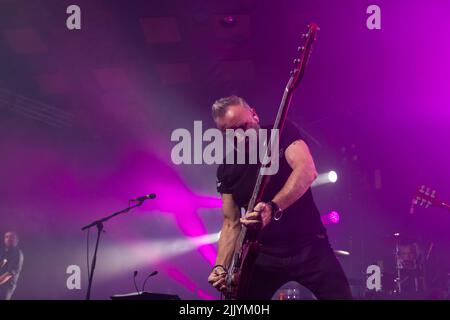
240, 202, 272, 229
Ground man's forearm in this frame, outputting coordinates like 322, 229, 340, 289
272, 167, 316, 210
215, 222, 241, 268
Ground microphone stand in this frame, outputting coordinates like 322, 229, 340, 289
81, 201, 144, 300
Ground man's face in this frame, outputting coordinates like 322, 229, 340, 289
214, 104, 259, 133
4, 232, 18, 248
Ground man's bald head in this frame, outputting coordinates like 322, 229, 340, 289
4, 231, 19, 248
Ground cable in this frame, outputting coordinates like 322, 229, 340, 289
86, 228, 91, 280
133, 271, 140, 294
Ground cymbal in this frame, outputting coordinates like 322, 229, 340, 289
334, 249, 350, 257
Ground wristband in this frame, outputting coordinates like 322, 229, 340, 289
212, 264, 227, 272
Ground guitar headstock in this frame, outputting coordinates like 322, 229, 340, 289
413, 185, 438, 209
288, 23, 319, 91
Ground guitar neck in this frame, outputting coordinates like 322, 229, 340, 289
247, 77, 295, 212
236, 78, 296, 248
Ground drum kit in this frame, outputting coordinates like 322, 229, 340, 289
380, 233, 427, 297
326, 232, 440, 300
346, 186, 450, 299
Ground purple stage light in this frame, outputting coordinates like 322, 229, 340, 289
329, 211, 340, 223
221, 15, 237, 26
321, 211, 340, 225
164, 264, 215, 300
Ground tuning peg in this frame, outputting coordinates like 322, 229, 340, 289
297, 46, 305, 52
301, 33, 307, 38
293, 58, 300, 64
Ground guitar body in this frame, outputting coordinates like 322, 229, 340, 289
224, 22, 319, 299
226, 239, 261, 300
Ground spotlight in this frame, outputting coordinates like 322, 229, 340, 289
86, 232, 221, 278
221, 15, 237, 27
328, 171, 338, 183
321, 211, 340, 225
311, 170, 339, 187
329, 211, 340, 223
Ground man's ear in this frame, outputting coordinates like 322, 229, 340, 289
250, 108, 259, 123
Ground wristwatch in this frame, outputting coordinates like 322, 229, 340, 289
268, 201, 283, 221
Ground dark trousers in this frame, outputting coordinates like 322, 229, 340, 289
244, 235, 353, 300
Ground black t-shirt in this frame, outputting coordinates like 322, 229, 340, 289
216, 120, 326, 256
0, 247, 24, 288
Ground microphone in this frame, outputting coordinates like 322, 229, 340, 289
131, 193, 156, 202
141, 270, 158, 293
133, 270, 140, 294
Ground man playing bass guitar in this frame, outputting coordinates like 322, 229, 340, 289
207, 96, 352, 300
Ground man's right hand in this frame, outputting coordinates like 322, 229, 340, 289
208, 267, 227, 293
